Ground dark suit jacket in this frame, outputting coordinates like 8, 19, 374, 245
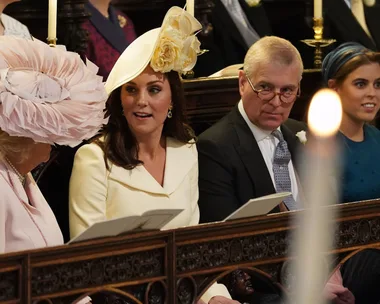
324, 0, 380, 50
194, 0, 272, 77
197, 105, 306, 223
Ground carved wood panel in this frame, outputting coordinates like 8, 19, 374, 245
31, 249, 165, 297
1, 201, 380, 303
0, 270, 18, 302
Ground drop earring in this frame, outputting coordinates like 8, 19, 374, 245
167, 104, 173, 118
167, 109, 173, 119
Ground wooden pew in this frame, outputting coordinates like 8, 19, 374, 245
183, 69, 323, 135
1, 200, 380, 303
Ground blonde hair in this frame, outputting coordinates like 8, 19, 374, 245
0, 130, 34, 163
244, 36, 304, 80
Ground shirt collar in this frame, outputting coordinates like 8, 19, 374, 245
238, 100, 280, 142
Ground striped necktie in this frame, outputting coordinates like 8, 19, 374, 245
272, 130, 298, 210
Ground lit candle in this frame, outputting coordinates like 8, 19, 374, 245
290, 89, 342, 304
314, 0, 322, 18
48, 0, 57, 41
186, 0, 194, 17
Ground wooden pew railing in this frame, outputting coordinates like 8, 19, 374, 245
1, 200, 380, 303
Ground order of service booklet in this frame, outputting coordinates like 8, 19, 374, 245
68, 209, 184, 244
224, 192, 292, 221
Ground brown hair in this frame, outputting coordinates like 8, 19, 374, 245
95, 71, 195, 170
332, 51, 380, 86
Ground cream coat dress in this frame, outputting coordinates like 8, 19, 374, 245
69, 137, 231, 303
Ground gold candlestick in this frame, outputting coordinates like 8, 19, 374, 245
47, 38, 57, 48
301, 18, 336, 69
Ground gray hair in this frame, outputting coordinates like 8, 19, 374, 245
244, 36, 304, 80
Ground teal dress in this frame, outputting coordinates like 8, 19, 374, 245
339, 124, 380, 203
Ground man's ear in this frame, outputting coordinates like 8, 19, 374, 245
238, 70, 246, 97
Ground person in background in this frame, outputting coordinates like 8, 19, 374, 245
222, 269, 283, 304
322, 42, 380, 203
0, 0, 31, 39
82, 0, 137, 80
69, 6, 238, 304
194, 0, 272, 77
0, 37, 106, 252
323, 0, 380, 52
197, 36, 306, 224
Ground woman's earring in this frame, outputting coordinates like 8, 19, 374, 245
167, 109, 173, 119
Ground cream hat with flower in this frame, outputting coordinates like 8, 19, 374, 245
105, 6, 202, 95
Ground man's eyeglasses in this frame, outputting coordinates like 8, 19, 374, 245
246, 75, 300, 104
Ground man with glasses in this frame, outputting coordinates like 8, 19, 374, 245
197, 36, 307, 223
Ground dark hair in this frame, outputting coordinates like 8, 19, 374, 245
95, 71, 195, 170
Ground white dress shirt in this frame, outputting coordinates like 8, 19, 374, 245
238, 100, 300, 205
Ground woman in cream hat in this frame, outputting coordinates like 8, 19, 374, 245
69, 6, 238, 304
0, 36, 107, 253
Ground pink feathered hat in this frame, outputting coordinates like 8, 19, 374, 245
0, 37, 108, 147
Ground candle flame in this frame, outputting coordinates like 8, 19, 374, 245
308, 89, 342, 137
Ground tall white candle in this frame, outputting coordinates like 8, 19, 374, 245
290, 89, 342, 304
48, 0, 57, 40
186, 0, 195, 17
314, 0, 322, 18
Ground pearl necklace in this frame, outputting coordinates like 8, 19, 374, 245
5, 157, 26, 186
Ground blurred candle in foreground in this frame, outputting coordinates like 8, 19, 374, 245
290, 89, 342, 304
308, 89, 342, 137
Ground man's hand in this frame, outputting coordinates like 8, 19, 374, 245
197, 296, 240, 304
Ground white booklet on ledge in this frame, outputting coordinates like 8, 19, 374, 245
68, 209, 184, 244
223, 192, 291, 221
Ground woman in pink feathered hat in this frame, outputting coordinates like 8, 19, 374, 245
0, 36, 108, 255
